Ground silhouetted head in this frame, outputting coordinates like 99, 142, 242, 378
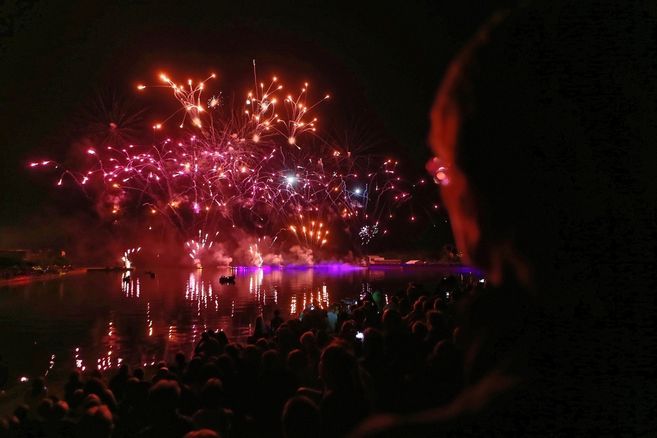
381, 308, 402, 332
148, 380, 180, 413
339, 320, 357, 340
77, 405, 113, 438
261, 349, 283, 375
216, 353, 236, 380
300, 331, 316, 350
36, 398, 53, 420
243, 344, 261, 366
412, 321, 428, 340
83, 378, 107, 398
215, 330, 229, 347
362, 328, 384, 359
224, 343, 240, 361
13, 404, 29, 422
275, 325, 296, 353
117, 363, 129, 376
256, 337, 270, 351
124, 377, 142, 402
81, 394, 101, 410
254, 315, 267, 335
199, 361, 221, 383
52, 400, 69, 420
427, 310, 446, 332
69, 389, 85, 410
282, 396, 320, 438
175, 352, 186, 367
183, 429, 220, 438
30, 377, 46, 396
200, 378, 225, 409
319, 344, 357, 391
133, 367, 145, 380
152, 366, 172, 383
286, 349, 308, 374
430, 4, 657, 296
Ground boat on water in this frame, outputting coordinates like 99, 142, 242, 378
219, 275, 235, 284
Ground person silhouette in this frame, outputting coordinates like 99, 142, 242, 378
355, 1, 657, 436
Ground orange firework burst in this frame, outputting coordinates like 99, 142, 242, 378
288, 219, 329, 248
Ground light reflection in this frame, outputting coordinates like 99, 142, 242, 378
290, 294, 297, 316
269, 269, 283, 285
3, 266, 477, 381
74, 347, 85, 371
292, 285, 331, 318
44, 354, 55, 377
122, 273, 140, 298
98, 319, 121, 371
118, 268, 337, 362
185, 271, 215, 311
322, 284, 329, 307
147, 302, 153, 337
247, 268, 265, 303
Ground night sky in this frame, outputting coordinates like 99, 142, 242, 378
0, 0, 514, 252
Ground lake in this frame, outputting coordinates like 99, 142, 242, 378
0, 265, 479, 387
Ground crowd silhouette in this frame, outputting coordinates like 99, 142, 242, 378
1, 277, 481, 438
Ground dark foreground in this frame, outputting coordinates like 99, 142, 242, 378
0, 269, 480, 437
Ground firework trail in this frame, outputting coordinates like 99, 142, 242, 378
75, 90, 147, 148
30, 62, 422, 261
121, 247, 140, 269
359, 223, 379, 246
185, 230, 220, 268
288, 219, 329, 248
249, 243, 264, 268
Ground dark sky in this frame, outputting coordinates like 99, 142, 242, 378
0, 0, 513, 250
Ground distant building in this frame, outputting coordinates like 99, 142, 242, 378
0, 250, 28, 263
365, 255, 402, 265
0, 249, 67, 265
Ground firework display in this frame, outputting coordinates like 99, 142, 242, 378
30, 63, 432, 264
249, 243, 264, 268
185, 230, 220, 268
121, 247, 140, 269
359, 223, 379, 246
289, 219, 329, 249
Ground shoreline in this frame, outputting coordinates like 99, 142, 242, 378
0, 263, 477, 287
0, 268, 87, 287
0, 263, 477, 416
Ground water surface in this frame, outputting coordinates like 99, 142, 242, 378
0, 265, 477, 385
